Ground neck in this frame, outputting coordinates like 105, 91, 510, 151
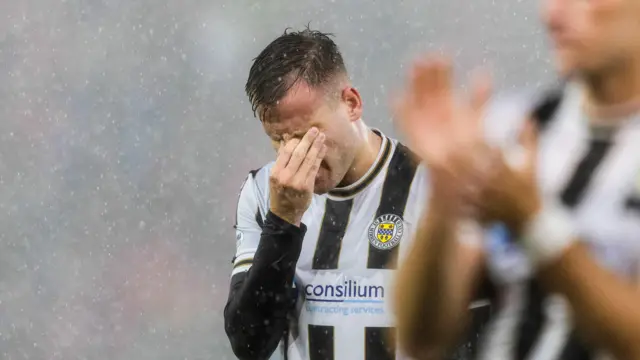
582, 55, 640, 120
338, 125, 382, 187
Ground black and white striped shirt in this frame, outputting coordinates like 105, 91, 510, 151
225, 129, 495, 360
476, 83, 640, 360
229, 130, 426, 360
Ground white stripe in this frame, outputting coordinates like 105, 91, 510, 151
231, 264, 252, 277
336, 322, 364, 360
528, 295, 569, 360
478, 283, 525, 360
233, 251, 255, 265
469, 299, 491, 309
235, 248, 257, 259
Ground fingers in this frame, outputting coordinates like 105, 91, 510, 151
305, 144, 328, 188
287, 127, 320, 173
272, 128, 326, 192
469, 69, 492, 114
298, 132, 326, 179
272, 138, 301, 174
411, 55, 453, 104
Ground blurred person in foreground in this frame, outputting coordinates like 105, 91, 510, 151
223, 28, 488, 360
393, 0, 640, 359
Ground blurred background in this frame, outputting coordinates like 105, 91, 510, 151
0, 0, 552, 359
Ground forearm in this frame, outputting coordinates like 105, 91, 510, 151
394, 198, 485, 358
539, 242, 640, 359
224, 211, 305, 360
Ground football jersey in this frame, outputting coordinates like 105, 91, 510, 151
232, 130, 426, 360
476, 83, 640, 360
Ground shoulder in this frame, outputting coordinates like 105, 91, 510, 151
482, 89, 535, 147
238, 161, 275, 203
241, 162, 274, 186
483, 83, 568, 146
386, 137, 421, 166
251, 162, 274, 180
386, 137, 429, 191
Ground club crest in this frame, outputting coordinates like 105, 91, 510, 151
368, 214, 404, 250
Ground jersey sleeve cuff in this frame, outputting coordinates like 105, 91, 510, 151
264, 211, 308, 236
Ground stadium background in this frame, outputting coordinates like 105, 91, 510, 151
0, 0, 551, 359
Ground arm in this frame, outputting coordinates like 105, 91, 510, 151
538, 243, 640, 359
225, 131, 325, 359
393, 189, 488, 359
223, 173, 305, 360
509, 185, 640, 358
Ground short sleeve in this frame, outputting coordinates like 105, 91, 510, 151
231, 172, 264, 277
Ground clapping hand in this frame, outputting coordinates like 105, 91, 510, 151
393, 55, 541, 235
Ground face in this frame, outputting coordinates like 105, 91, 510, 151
261, 80, 363, 195
542, 0, 640, 76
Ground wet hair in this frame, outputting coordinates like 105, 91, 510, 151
245, 26, 347, 120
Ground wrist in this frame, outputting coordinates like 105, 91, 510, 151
269, 207, 302, 227
520, 200, 576, 267
507, 200, 541, 238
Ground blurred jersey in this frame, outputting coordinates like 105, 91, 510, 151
476, 83, 640, 360
231, 130, 492, 360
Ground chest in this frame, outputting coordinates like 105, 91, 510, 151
293, 190, 422, 273
285, 188, 423, 322
542, 119, 640, 275
488, 118, 640, 283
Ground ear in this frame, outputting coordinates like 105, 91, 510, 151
342, 87, 363, 121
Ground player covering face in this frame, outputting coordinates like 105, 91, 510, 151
268, 129, 327, 227
392, 0, 640, 359
225, 28, 429, 360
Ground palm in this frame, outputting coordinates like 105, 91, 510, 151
399, 89, 457, 167
394, 57, 490, 169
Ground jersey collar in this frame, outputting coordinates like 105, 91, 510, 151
327, 129, 392, 200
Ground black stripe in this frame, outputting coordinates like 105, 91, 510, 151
514, 136, 612, 359
255, 208, 264, 229
558, 332, 594, 360
531, 85, 564, 132
308, 325, 334, 360
365, 327, 396, 360
553, 137, 606, 360
367, 144, 419, 270
449, 303, 493, 360
312, 199, 354, 270
515, 279, 546, 360
626, 196, 640, 212
560, 138, 613, 208
249, 168, 260, 178
450, 270, 497, 358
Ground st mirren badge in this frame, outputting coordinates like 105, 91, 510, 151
368, 214, 404, 250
